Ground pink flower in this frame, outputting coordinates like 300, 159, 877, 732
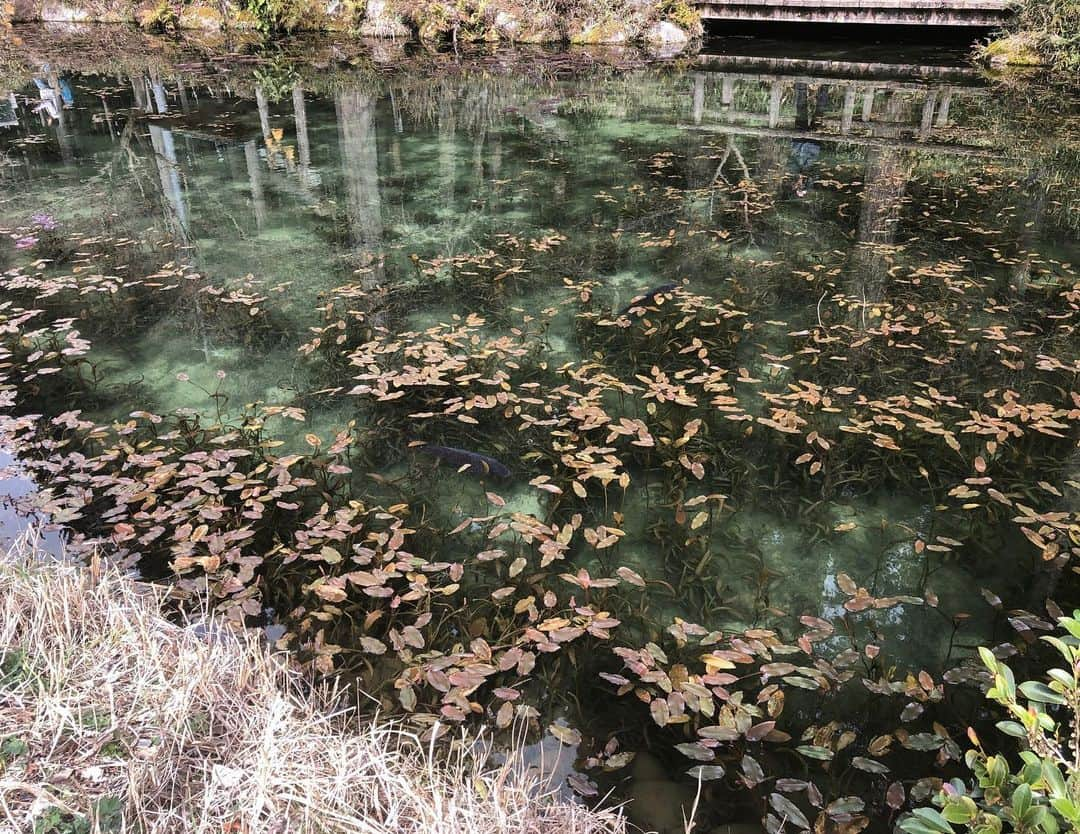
15, 236, 38, 250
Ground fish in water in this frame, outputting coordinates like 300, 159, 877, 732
416, 444, 512, 479
617, 282, 678, 317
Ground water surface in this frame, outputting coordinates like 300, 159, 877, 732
1, 33, 1078, 827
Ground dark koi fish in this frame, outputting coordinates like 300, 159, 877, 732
617, 282, 678, 317
416, 445, 512, 479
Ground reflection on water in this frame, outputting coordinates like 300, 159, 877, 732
1, 40, 1078, 810
0, 448, 66, 553
1, 46, 1075, 611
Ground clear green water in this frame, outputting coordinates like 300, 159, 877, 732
1, 37, 1079, 825
2, 45, 1078, 645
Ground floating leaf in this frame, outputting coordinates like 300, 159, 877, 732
549, 723, 581, 746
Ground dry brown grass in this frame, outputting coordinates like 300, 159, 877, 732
0, 532, 627, 834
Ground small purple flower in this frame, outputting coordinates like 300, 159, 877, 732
15, 236, 38, 250
30, 213, 58, 231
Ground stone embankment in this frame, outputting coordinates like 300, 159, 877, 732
5, 0, 702, 47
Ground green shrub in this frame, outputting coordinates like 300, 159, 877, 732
244, 0, 311, 33
902, 612, 1080, 834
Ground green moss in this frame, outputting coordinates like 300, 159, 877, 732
404, 0, 496, 41
343, 0, 366, 28
138, 0, 180, 32
988, 0, 1080, 71
411, 0, 451, 39
981, 34, 1046, 66
569, 18, 629, 44
656, 0, 699, 33
979, 33, 1047, 66
456, 0, 492, 41
514, 26, 558, 42
178, 3, 226, 30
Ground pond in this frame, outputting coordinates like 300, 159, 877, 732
1, 27, 1078, 833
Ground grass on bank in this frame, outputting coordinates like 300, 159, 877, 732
0, 533, 628, 834
980, 0, 1080, 69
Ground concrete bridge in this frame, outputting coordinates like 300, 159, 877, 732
694, 0, 1011, 27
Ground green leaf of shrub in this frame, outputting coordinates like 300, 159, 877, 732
911, 807, 955, 834
1018, 681, 1067, 705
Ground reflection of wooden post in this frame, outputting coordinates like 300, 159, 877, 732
849, 89, 912, 310
473, 127, 487, 189
488, 135, 502, 213
100, 95, 116, 140
851, 146, 912, 306
768, 81, 783, 128
692, 73, 705, 125
149, 123, 210, 360
47, 73, 75, 165
721, 75, 734, 107
244, 140, 267, 230
131, 73, 149, 111
861, 87, 876, 122
390, 88, 403, 134
935, 89, 952, 127
336, 90, 384, 282
255, 86, 272, 143
841, 86, 857, 134
438, 91, 457, 205
149, 125, 189, 236
292, 84, 311, 175
224, 143, 245, 182
150, 72, 168, 114
1011, 164, 1048, 295
919, 90, 937, 139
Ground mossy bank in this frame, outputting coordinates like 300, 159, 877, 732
978, 0, 1079, 71
5, 0, 702, 47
